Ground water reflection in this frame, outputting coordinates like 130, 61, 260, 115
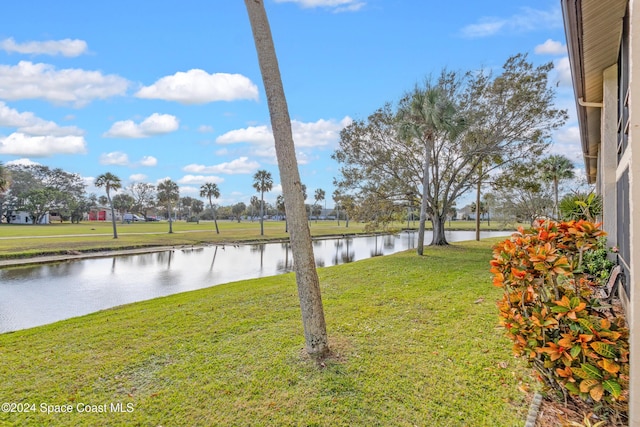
384, 235, 395, 249
250, 244, 266, 268
330, 237, 355, 265
209, 246, 219, 271
0, 231, 510, 333
276, 243, 292, 273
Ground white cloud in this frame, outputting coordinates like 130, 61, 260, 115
179, 186, 200, 196
274, 0, 365, 12
198, 125, 214, 133
0, 101, 38, 128
155, 176, 172, 185
215, 148, 229, 156
99, 151, 129, 166
216, 116, 352, 149
129, 173, 147, 182
0, 101, 84, 136
291, 117, 352, 147
19, 121, 84, 137
135, 69, 258, 104
183, 156, 259, 175
214, 117, 350, 165
99, 152, 158, 168
0, 37, 88, 57
83, 176, 96, 191
535, 39, 566, 55
553, 56, 573, 87
139, 156, 157, 167
216, 125, 272, 145
177, 175, 224, 185
551, 126, 584, 165
296, 150, 310, 165
554, 126, 580, 146
253, 146, 277, 162
460, 19, 505, 38
0, 133, 86, 157
334, 3, 365, 12
460, 6, 562, 38
0, 61, 129, 106
103, 113, 179, 138
5, 158, 40, 167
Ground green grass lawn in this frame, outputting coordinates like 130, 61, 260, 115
0, 239, 533, 426
0, 220, 367, 259
0, 219, 524, 260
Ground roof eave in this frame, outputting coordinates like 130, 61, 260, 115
561, 0, 597, 184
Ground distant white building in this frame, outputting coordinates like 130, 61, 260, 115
458, 204, 487, 221
8, 211, 51, 224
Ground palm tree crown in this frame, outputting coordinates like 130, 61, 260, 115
157, 179, 179, 205
252, 170, 273, 194
95, 172, 122, 196
199, 182, 220, 201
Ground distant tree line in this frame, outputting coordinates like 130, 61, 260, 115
0, 163, 345, 227
0, 155, 581, 230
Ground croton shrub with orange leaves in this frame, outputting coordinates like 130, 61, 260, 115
490, 220, 629, 409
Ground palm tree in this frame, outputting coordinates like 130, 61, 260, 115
199, 182, 221, 234
332, 190, 341, 226
157, 179, 179, 233
540, 154, 575, 219
244, 0, 329, 358
313, 188, 325, 223
95, 172, 122, 239
398, 84, 462, 255
252, 170, 273, 236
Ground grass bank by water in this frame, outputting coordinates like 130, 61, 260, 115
0, 239, 532, 426
0, 219, 524, 260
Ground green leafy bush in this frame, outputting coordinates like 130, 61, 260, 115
490, 220, 628, 419
581, 237, 616, 285
559, 191, 602, 222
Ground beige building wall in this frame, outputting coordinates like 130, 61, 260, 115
601, 65, 618, 246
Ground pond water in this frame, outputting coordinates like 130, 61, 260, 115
0, 231, 511, 333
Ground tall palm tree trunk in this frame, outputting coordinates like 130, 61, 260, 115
244, 0, 329, 358
260, 192, 265, 236
417, 141, 431, 256
214, 214, 219, 233
210, 200, 220, 234
107, 192, 118, 239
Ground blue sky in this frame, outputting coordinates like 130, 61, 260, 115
0, 0, 578, 207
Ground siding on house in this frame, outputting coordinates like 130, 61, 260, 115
561, 0, 639, 423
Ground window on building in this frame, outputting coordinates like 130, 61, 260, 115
617, 167, 630, 297
617, 8, 630, 162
